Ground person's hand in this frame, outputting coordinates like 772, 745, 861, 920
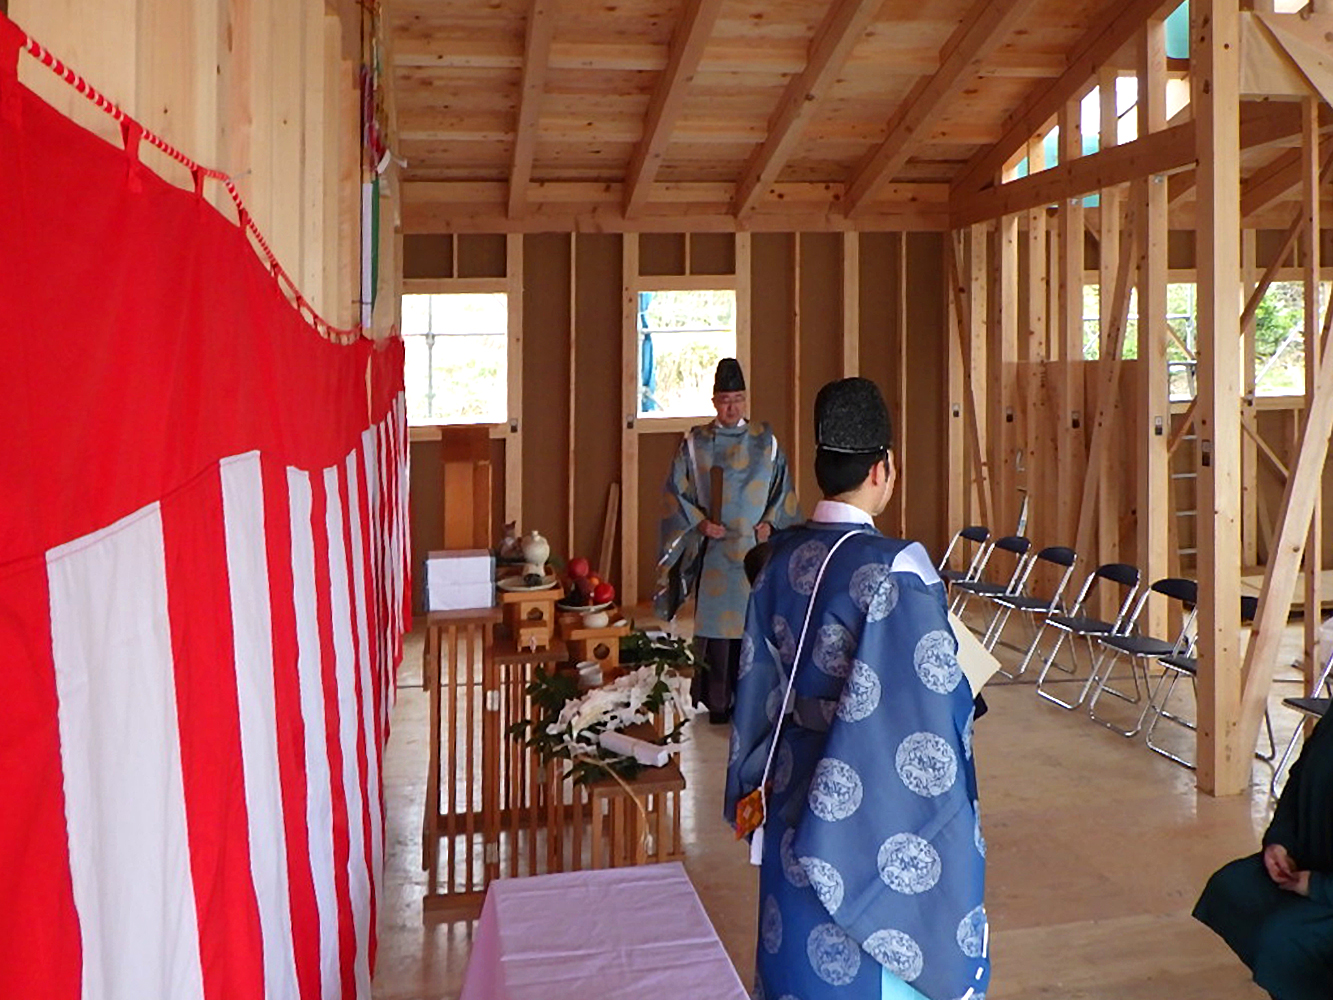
699, 520, 726, 540
754, 521, 772, 543
1264, 843, 1299, 886
1281, 870, 1312, 897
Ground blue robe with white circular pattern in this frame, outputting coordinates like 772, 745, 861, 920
726, 521, 989, 1000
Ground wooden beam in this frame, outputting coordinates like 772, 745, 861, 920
732, 0, 884, 218
947, 234, 994, 530
508, 0, 557, 218
1138, 13, 1171, 639
1301, 95, 1322, 706
953, 104, 1306, 226
951, 0, 1175, 196
1057, 97, 1086, 547
1073, 210, 1137, 561
1242, 148, 1303, 219
622, 0, 726, 218
996, 215, 1018, 535
844, 0, 1041, 214
1238, 337, 1333, 783
1194, 0, 1244, 797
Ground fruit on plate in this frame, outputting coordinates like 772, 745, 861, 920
592, 581, 615, 605
587, 573, 603, 590
567, 556, 590, 579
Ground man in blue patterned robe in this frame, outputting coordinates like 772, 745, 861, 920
655, 358, 800, 722
726, 378, 988, 1000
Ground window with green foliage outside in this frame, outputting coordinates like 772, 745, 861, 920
636, 289, 737, 418
402, 292, 508, 425
1081, 281, 1327, 400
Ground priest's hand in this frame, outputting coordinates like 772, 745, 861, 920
1264, 843, 1297, 885
754, 521, 772, 543
699, 520, 726, 540
1281, 870, 1312, 897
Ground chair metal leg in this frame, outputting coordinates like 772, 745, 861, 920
1145, 671, 1196, 768
982, 606, 1012, 651
999, 616, 1044, 680
1269, 727, 1305, 798
1036, 632, 1104, 710
1088, 653, 1152, 738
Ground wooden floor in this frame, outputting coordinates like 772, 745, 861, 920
371, 608, 1317, 1000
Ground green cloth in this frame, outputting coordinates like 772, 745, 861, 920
654, 420, 799, 638
1194, 712, 1333, 999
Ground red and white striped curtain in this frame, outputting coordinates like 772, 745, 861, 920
0, 15, 408, 1000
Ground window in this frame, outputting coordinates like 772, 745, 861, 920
636, 289, 736, 418
402, 292, 507, 425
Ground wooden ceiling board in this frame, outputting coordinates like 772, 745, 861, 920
386, 0, 1326, 229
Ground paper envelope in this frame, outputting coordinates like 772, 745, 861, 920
948, 610, 1001, 694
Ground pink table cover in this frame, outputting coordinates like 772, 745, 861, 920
459, 862, 750, 1000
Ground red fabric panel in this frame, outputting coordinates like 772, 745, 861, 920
161, 469, 266, 1000
0, 558, 81, 1000
262, 456, 322, 1000
340, 458, 379, 963
309, 474, 358, 999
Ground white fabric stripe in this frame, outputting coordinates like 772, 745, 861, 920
221, 454, 300, 1000
323, 467, 372, 1000
47, 504, 206, 1000
346, 447, 384, 925
363, 424, 387, 728
288, 469, 341, 1000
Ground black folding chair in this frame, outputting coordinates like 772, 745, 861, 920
1035, 563, 1141, 710
981, 546, 1079, 679
1144, 595, 1274, 768
1088, 578, 1199, 738
949, 535, 1033, 617
1270, 641, 1333, 796
937, 525, 991, 588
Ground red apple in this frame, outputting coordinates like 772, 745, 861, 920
592, 582, 615, 605
567, 556, 590, 579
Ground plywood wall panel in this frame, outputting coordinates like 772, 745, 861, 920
904, 232, 948, 557
572, 234, 624, 579
458, 234, 508, 278
409, 439, 445, 613
636, 432, 681, 606
404, 234, 455, 278
522, 233, 571, 558
858, 232, 904, 534
691, 233, 735, 275
750, 233, 797, 503
640, 233, 687, 276
797, 232, 844, 513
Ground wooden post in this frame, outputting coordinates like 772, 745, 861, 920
1025, 138, 1048, 541
507, 234, 524, 532
1242, 229, 1259, 569
621, 235, 640, 605
1098, 66, 1123, 574
947, 234, 994, 531
843, 232, 860, 377
1302, 96, 1322, 696
969, 224, 992, 531
946, 238, 967, 536
1058, 99, 1086, 549
1193, 0, 1245, 796
996, 216, 1018, 535
1137, 15, 1170, 641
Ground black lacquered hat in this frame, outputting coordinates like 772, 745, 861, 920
814, 377, 892, 453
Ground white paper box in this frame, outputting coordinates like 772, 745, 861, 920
426, 549, 495, 611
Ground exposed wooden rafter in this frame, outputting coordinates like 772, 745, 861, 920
951, 0, 1174, 197
953, 102, 1310, 227
732, 0, 885, 219
622, 0, 726, 218
843, 0, 1041, 215
508, 0, 558, 218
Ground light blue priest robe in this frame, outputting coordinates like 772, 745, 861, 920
654, 420, 799, 638
725, 520, 989, 1000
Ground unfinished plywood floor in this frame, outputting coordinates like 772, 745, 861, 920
372, 610, 1315, 1000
